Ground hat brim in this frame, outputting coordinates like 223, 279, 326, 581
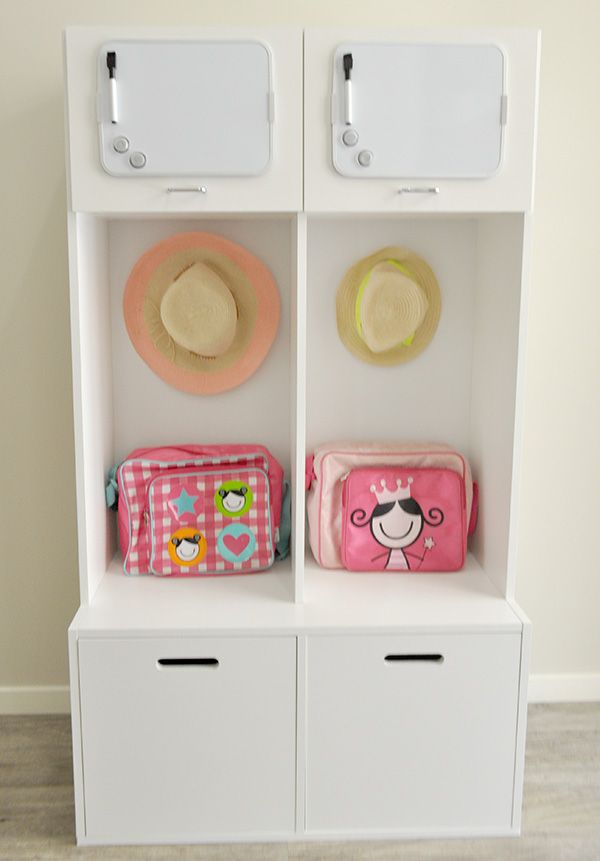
336, 246, 441, 366
124, 232, 280, 395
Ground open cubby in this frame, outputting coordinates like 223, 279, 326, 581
304, 213, 525, 602
70, 213, 298, 604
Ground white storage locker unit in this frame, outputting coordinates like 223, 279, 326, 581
65, 26, 540, 845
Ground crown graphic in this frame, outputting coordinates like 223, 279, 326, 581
369, 477, 413, 504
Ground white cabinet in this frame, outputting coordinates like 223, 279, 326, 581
78, 636, 297, 842
64, 25, 538, 846
304, 29, 540, 212
305, 633, 521, 834
64, 27, 302, 213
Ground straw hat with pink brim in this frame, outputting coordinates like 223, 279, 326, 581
123, 232, 280, 395
336, 246, 441, 366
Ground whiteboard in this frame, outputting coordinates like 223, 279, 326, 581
332, 43, 505, 179
97, 41, 273, 177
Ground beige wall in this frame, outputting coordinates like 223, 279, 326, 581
1, 0, 599, 692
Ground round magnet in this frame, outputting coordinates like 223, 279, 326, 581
342, 128, 359, 147
129, 151, 147, 169
113, 136, 129, 154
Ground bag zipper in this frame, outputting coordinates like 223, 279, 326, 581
123, 453, 267, 524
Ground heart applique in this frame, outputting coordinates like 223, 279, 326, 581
223, 532, 250, 557
217, 524, 257, 563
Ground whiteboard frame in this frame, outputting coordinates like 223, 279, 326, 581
331, 41, 506, 180
97, 39, 274, 179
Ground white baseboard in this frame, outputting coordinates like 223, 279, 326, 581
0, 686, 70, 715
528, 673, 600, 703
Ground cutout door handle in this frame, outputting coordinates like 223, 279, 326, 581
157, 658, 219, 668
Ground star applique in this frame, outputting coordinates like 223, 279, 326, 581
171, 488, 198, 517
424, 537, 435, 550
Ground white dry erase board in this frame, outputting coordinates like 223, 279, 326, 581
97, 41, 273, 177
332, 43, 506, 179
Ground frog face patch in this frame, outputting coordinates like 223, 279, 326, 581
215, 480, 253, 518
168, 527, 207, 567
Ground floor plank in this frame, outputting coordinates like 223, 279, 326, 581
0, 705, 598, 859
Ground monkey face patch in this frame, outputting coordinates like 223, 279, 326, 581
168, 527, 207, 567
215, 480, 253, 517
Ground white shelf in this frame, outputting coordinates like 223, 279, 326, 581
302, 552, 521, 633
71, 553, 520, 636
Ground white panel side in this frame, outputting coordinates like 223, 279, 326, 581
64, 26, 302, 213
305, 215, 477, 449
506, 213, 535, 599
66, 213, 89, 603
469, 215, 524, 597
68, 628, 86, 841
295, 636, 307, 834
291, 215, 307, 603
507, 601, 531, 832
69, 214, 115, 603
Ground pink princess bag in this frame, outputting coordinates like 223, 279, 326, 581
306, 442, 478, 572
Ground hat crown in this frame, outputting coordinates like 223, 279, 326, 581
358, 261, 429, 354
160, 261, 237, 358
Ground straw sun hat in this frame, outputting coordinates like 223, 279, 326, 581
123, 232, 280, 395
336, 246, 441, 365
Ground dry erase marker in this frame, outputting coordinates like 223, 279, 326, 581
106, 51, 118, 124
343, 53, 353, 125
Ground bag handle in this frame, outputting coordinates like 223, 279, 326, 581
468, 481, 479, 536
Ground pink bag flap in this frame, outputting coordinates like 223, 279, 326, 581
341, 467, 467, 573
148, 466, 274, 577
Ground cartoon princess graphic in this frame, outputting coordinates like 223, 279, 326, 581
350, 477, 444, 570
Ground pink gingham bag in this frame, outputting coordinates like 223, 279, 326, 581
106, 444, 286, 576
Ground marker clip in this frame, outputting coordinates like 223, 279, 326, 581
343, 53, 353, 126
106, 51, 118, 124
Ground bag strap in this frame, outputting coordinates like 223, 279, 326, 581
468, 481, 479, 536
105, 464, 119, 511
276, 480, 291, 560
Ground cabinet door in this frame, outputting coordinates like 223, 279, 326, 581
65, 27, 302, 213
78, 636, 297, 842
304, 28, 540, 212
305, 633, 522, 834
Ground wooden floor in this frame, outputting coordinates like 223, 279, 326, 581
0, 703, 599, 860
